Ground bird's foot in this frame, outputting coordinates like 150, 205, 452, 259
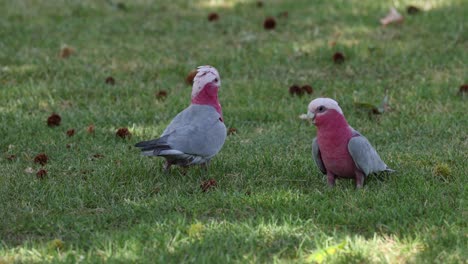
200, 160, 211, 172
355, 170, 365, 189
163, 161, 172, 174
327, 173, 336, 187
180, 166, 189, 176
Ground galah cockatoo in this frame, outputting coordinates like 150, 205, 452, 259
135, 65, 226, 171
301, 98, 394, 188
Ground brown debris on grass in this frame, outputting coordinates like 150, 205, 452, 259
116, 2, 127, 11
87, 124, 95, 134
333, 52, 345, 64
186, 69, 198, 85
36, 169, 47, 179
289, 85, 303, 96
116, 127, 131, 139
301, 85, 313, 94
60, 45, 75, 58
90, 154, 104, 161
105, 76, 116, 85
201, 179, 217, 192
93, 154, 104, 159
406, 5, 421, 15
34, 153, 48, 166
263, 17, 276, 30
156, 90, 168, 100
227, 127, 237, 135
208, 12, 219, 22
328, 32, 342, 47
66, 129, 75, 137
256, 1, 263, 7
288, 84, 300, 95
458, 84, 468, 95
6, 154, 17, 161
47, 113, 61, 127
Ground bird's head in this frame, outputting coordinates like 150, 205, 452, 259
301, 98, 344, 126
192, 65, 221, 99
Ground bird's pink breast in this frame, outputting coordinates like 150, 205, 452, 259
318, 136, 356, 178
316, 111, 357, 178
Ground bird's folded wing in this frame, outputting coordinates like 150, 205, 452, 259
165, 121, 225, 157
312, 137, 327, 174
161, 105, 226, 157
348, 135, 387, 175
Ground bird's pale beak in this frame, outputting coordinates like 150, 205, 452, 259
307, 111, 316, 124
299, 111, 315, 124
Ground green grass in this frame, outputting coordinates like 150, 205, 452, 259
1, 0, 467, 263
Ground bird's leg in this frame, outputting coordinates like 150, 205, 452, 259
200, 160, 211, 171
163, 160, 172, 174
354, 170, 365, 189
326, 172, 336, 187
180, 166, 189, 176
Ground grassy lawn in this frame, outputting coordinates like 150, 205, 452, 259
0, 0, 466, 262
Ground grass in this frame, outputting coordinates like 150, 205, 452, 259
0, 0, 467, 263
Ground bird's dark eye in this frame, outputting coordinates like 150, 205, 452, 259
317, 106, 326, 112
214, 78, 218, 82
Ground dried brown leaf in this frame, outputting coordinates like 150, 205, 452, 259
201, 179, 217, 192
380, 8, 404, 26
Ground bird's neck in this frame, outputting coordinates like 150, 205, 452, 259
316, 112, 352, 140
191, 87, 223, 118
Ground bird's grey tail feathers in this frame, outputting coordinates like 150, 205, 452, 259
135, 135, 172, 155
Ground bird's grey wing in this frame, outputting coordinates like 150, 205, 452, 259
312, 137, 326, 174
166, 122, 226, 157
348, 134, 389, 176
164, 105, 226, 158
135, 106, 194, 156
136, 105, 226, 160
161, 106, 195, 136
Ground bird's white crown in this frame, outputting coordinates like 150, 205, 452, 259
308, 98, 343, 115
192, 65, 220, 98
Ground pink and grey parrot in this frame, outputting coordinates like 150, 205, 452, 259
135, 65, 226, 171
302, 98, 394, 188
